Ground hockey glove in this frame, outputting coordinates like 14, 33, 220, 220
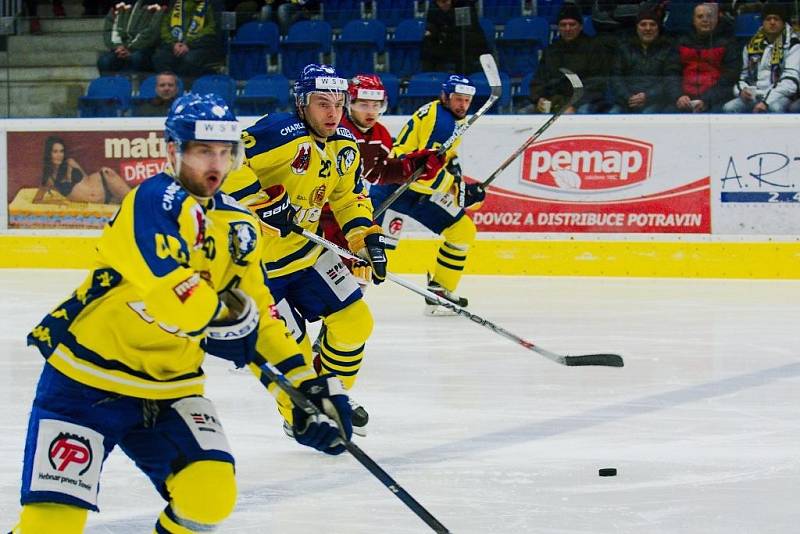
292, 374, 353, 455
249, 184, 297, 237
458, 181, 486, 210
348, 226, 387, 285
202, 288, 259, 368
401, 149, 446, 181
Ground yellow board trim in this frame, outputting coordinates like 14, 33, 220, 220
1, 235, 799, 279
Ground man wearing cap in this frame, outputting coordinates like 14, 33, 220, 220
529, 3, 608, 114
609, 7, 680, 113
723, 2, 800, 113
368, 74, 483, 315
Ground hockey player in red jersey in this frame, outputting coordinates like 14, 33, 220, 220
319, 73, 445, 267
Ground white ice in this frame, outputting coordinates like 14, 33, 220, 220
1, 269, 799, 533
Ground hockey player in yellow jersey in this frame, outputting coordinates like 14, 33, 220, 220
13, 94, 352, 534
369, 74, 487, 315
224, 64, 387, 436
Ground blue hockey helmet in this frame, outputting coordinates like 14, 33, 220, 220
441, 74, 476, 98
293, 63, 349, 107
165, 93, 243, 169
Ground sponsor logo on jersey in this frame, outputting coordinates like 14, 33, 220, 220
388, 216, 404, 236
49, 432, 93, 475
229, 221, 258, 265
188, 411, 222, 434
291, 142, 312, 175
162, 181, 182, 211
173, 273, 201, 303
280, 122, 304, 136
521, 135, 653, 191
311, 184, 327, 208
337, 146, 358, 176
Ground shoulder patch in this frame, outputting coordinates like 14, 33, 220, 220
336, 145, 358, 176
228, 221, 259, 266
336, 126, 356, 141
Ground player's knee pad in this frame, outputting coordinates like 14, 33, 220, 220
324, 299, 373, 348
442, 214, 476, 247
162, 461, 237, 531
14, 503, 88, 534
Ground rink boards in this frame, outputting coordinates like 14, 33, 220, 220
0, 115, 798, 278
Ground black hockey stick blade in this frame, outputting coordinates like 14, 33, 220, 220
559, 68, 584, 106
562, 354, 625, 367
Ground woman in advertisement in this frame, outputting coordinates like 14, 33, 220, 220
33, 136, 131, 205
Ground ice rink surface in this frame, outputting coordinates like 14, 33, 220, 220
1, 270, 799, 533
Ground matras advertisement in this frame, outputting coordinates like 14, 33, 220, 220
452, 116, 711, 233
5, 129, 166, 229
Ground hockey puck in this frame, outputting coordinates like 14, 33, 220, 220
598, 468, 617, 477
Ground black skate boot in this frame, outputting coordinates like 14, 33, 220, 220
425, 274, 468, 316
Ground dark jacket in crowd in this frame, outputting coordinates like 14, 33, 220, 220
421, 0, 490, 73
529, 33, 608, 110
610, 34, 681, 108
671, 28, 739, 108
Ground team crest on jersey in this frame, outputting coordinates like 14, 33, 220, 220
190, 204, 206, 249
229, 222, 258, 265
336, 146, 357, 176
310, 184, 327, 208
291, 142, 312, 175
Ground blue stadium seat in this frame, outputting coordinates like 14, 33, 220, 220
235, 74, 291, 115
497, 16, 548, 77
663, 2, 695, 35
536, 0, 564, 24
378, 0, 416, 27
334, 19, 386, 77
397, 71, 448, 114
131, 74, 184, 116
191, 74, 237, 108
481, 0, 521, 24
735, 13, 761, 37
281, 20, 333, 78
323, 0, 362, 29
228, 21, 280, 81
469, 70, 512, 114
379, 72, 400, 114
582, 14, 596, 37
386, 18, 425, 77
513, 71, 537, 111
78, 76, 132, 117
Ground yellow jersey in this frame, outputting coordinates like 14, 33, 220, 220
224, 112, 373, 278
28, 172, 311, 400
391, 100, 465, 195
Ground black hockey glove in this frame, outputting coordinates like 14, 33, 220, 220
292, 374, 353, 455
250, 184, 297, 237
201, 288, 259, 368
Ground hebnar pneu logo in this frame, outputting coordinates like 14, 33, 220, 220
521, 135, 653, 192
48, 432, 93, 475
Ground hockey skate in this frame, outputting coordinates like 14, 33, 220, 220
424, 274, 468, 316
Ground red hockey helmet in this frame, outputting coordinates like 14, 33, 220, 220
348, 74, 388, 114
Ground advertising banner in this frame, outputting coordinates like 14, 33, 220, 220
5, 128, 165, 229
710, 116, 800, 235
450, 116, 711, 234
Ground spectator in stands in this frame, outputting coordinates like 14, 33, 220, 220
261, 0, 320, 34
136, 71, 181, 116
152, 0, 225, 78
723, 2, 800, 113
529, 3, 608, 113
24, 0, 65, 35
671, 3, 738, 112
609, 6, 680, 113
33, 136, 130, 205
421, 0, 490, 74
97, 1, 163, 76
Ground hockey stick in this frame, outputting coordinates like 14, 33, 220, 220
294, 226, 623, 368
480, 68, 583, 190
374, 53, 502, 219
256, 360, 452, 533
